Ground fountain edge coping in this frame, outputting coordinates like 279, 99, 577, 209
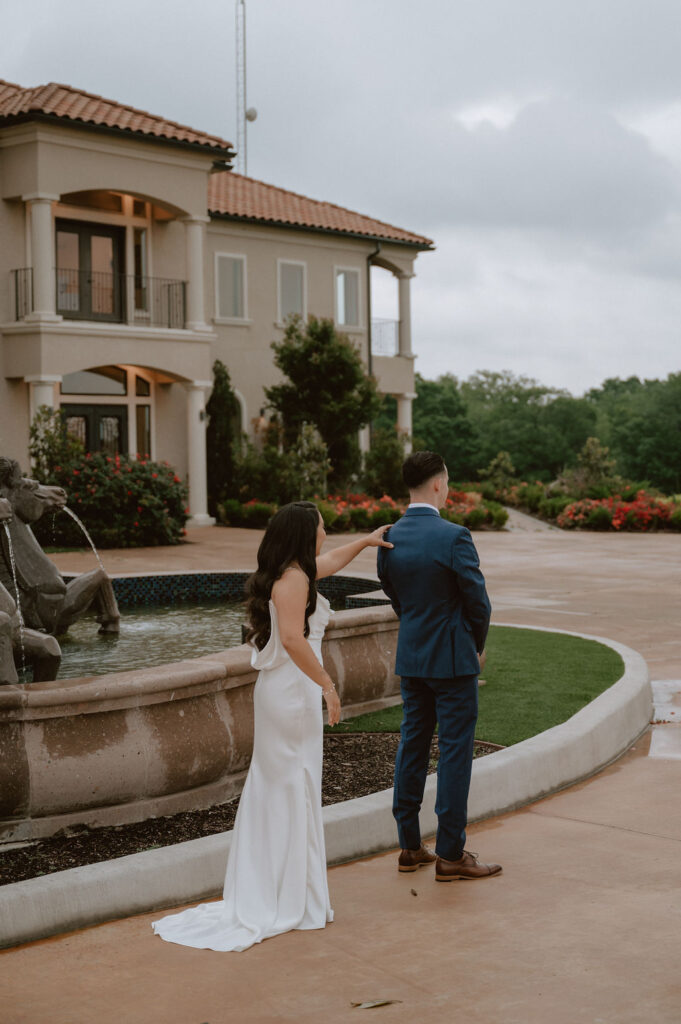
0, 624, 652, 949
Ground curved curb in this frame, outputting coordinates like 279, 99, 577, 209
0, 625, 651, 949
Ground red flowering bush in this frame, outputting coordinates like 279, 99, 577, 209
218, 488, 508, 531
32, 452, 189, 548
557, 491, 679, 532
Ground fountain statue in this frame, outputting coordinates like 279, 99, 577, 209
0, 458, 120, 685
0, 497, 62, 683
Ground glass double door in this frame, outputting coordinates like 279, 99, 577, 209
62, 405, 128, 456
56, 220, 125, 321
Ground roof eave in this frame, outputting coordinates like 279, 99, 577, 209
0, 111, 236, 162
208, 210, 434, 251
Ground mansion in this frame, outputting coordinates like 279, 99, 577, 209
0, 78, 433, 522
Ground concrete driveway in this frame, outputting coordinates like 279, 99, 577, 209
1, 524, 678, 1023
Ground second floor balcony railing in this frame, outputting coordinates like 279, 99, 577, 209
371, 317, 399, 357
10, 267, 187, 329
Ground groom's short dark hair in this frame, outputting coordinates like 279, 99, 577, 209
402, 451, 446, 489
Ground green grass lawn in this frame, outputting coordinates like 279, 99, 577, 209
327, 626, 624, 747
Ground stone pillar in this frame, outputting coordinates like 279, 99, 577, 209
398, 272, 414, 358
397, 392, 416, 454
23, 194, 61, 321
24, 375, 62, 422
183, 216, 210, 332
185, 381, 215, 526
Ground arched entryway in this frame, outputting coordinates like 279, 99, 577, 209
59, 365, 157, 458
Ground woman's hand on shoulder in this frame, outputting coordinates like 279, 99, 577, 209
366, 524, 394, 548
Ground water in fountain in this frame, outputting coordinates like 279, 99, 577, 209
2, 522, 26, 674
62, 506, 106, 571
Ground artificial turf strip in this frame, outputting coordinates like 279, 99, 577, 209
326, 626, 625, 747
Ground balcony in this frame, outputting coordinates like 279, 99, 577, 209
371, 317, 399, 357
10, 267, 187, 330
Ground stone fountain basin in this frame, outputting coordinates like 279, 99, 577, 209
0, 603, 399, 843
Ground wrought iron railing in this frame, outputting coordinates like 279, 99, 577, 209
11, 268, 33, 320
11, 267, 186, 329
371, 317, 399, 357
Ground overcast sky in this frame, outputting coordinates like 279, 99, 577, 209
3, 0, 681, 395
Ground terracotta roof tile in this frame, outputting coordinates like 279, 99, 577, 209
0, 78, 234, 157
208, 171, 433, 248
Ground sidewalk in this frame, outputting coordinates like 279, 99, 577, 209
2, 526, 679, 1022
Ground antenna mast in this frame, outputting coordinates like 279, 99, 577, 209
235, 0, 247, 175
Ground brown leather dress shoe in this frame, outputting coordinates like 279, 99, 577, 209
435, 850, 502, 881
398, 843, 437, 872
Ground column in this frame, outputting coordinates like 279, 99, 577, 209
185, 381, 215, 527
22, 194, 61, 321
24, 375, 62, 422
398, 272, 415, 358
183, 216, 211, 332
397, 392, 416, 454
358, 425, 371, 454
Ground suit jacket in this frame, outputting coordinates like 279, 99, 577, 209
377, 506, 491, 679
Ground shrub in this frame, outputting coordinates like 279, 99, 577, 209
29, 405, 84, 482
240, 501, 276, 529
538, 495, 574, 519
479, 451, 516, 491
317, 500, 343, 531
464, 507, 488, 530
368, 508, 398, 528
557, 491, 674, 532
348, 507, 370, 530
586, 505, 613, 530
32, 452, 189, 548
218, 498, 246, 526
441, 508, 464, 525
669, 508, 681, 531
362, 427, 409, 500
486, 501, 509, 529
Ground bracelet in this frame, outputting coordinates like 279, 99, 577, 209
322, 685, 336, 696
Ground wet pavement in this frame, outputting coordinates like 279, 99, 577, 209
1, 525, 679, 1022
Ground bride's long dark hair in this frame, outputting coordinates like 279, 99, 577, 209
245, 501, 319, 650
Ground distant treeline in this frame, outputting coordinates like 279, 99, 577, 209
377, 370, 681, 493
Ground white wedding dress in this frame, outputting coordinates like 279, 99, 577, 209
152, 592, 334, 952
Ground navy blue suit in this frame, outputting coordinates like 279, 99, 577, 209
377, 506, 491, 860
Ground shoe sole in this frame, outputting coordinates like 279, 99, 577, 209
398, 861, 434, 873
435, 869, 503, 882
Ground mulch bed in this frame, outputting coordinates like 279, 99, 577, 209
0, 735, 500, 887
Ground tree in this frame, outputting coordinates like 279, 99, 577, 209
590, 374, 681, 493
362, 427, 409, 499
266, 316, 380, 487
411, 373, 478, 480
461, 370, 596, 480
206, 360, 239, 514
29, 406, 84, 483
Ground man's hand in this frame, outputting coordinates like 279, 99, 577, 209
478, 649, 487, 672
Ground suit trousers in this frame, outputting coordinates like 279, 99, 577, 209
393, 674, 478, 862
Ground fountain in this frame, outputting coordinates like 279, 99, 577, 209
0, 458, 120, 685
0, 456, 401, 842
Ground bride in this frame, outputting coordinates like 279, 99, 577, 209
152, 500, 393, 952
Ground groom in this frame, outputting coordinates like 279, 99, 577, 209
377, 451, 502, 881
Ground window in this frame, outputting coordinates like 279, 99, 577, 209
336, 268, 360, 327
136, 405, 151, 456
134, 228, 148, 312
61, 366, 127, 396
215, 254, 246, 320
278, 260, 306, 322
